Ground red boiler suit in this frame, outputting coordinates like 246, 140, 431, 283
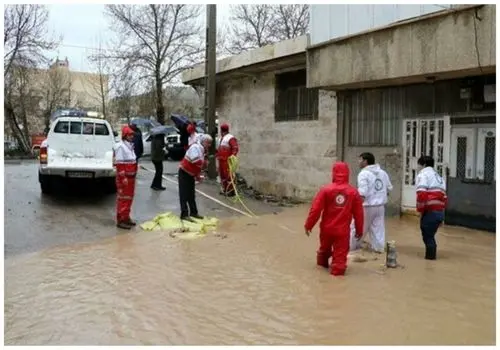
217, 133, 239, 194
304, 162, 364, 276
114, 140, 138, 224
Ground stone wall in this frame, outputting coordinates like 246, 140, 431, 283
216, 72, 337, 200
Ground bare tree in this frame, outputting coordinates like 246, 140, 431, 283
111, 68, 140, 122
4, 4, 58, 152
227, 4, 309, 54
87, 40, 111, 119
40, 64, 72, 133
104, 5, 205, 125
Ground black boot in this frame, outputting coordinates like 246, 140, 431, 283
425, 246, 437, 260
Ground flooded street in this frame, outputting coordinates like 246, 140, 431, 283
5, 192, 496, 345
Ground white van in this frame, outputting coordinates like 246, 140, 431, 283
38, 115, 117, 194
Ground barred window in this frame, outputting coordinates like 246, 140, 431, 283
346, 87, 403, 146
275, 69, 318, 122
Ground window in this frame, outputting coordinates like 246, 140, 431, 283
83, 122, 94, 135
275, 69, 318, 122
70, 121, 82, 134
450, 126, 496, 182
95, 123, 110, 135
347, 87, 403, 146
54, 121, 69, 133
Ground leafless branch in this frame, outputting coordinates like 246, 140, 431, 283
4, 4, 59, 153
226, 4, 309, 55
104, 4, 204, 124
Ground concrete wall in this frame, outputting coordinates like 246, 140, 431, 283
215, 72, 337, 199
309, 4, 449, 46
445, 178, 496, 232
342, 146, 403, 216
182, 35, 308, 84
307, 5, 496, 89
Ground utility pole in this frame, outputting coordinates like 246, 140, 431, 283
204, 4, 217, 179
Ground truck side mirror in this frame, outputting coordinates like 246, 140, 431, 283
113, 131, 118, 137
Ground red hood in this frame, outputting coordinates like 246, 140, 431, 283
332, 161, 350, 184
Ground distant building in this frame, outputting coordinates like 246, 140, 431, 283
5, 57, 110, 137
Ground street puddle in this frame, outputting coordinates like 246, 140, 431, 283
4, 207, 496, 345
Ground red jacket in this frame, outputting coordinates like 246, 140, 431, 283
217, 133, 239, 161
304, 162, 364, 235
415, 166, 447, 213
180, 143, 206, 178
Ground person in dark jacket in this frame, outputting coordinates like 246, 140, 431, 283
129, 123, 144, 161
150, 133, 166, 191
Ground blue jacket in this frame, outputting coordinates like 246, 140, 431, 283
130, 126, 143, 159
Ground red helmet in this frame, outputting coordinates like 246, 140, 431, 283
220, 123, 229, 132
122, 125, 135, 137
187, 123, 195, 134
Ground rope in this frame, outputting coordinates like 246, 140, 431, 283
225, 155, 257, 217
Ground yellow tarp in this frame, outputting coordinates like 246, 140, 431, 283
140, 212, 219, 240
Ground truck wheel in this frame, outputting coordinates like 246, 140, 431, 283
39, 173, 52, 195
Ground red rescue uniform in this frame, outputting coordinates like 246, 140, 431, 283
217, 127, 239, 195
304, 162, 364, 276
114, 128, 138, 226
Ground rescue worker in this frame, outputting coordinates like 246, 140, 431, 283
150, 133, 166, 191
129, 122, 144, 161
217, 123, 239, 196
178, 134, 213, 221
304, 162, 364, 276
187, 122, 200, 146
357, 152, 393, 253
114, 125, 138, 229
416, 155, 447, 260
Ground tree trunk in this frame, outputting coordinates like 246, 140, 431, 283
155, 75, 165, 125
4, 103, 30, 153
100, 74, 107, 119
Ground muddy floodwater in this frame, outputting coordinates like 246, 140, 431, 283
4, 206, 496, 345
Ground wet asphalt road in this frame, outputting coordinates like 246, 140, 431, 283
4, 159, 278, 258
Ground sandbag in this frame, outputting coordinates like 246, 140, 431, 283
140, 212, 219, 240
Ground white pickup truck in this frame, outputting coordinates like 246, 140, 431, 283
38, 114, 117, 194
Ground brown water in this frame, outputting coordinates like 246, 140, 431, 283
4, 206, 496, 345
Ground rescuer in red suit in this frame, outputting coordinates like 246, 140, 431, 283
216, 123, 239, 196
304, 161, 364, 276
114, 125, 138, 229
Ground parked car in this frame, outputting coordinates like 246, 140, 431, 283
38, 111, 117, 195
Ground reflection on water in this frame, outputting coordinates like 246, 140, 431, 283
4, 207, 496, 345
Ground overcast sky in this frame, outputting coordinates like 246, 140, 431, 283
44, 4, 231, 73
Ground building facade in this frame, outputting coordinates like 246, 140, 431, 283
307, 4, 496, 231
182, 5, 496, 231
5, 58, 110, 141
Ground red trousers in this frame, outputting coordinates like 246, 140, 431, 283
317, 230, 350, 276
218, 158, 234, 193
115, 163, 137, 223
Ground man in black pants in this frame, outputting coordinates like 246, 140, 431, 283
178, 134, 213, 221
415, 155, 447, 260
150, 133, 166, 191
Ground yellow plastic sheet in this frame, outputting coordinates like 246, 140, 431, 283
140, 212, 219, 240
